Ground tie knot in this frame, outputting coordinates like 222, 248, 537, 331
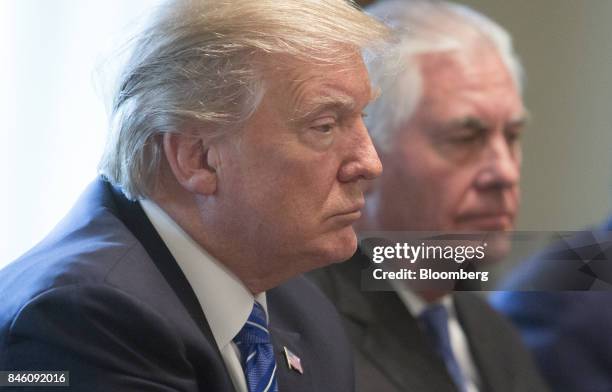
234, 302, 271, 346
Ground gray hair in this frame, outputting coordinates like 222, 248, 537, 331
364, 0, 524, 151
98, 0, 389, 200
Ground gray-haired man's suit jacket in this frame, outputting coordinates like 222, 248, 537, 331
0, 178, 354, 391
309, 250, 549, 392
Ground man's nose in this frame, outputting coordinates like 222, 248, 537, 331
337, 121, 383, 182
474, 133, 520, 190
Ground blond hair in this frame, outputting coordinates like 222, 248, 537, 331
98, 0, 389, 199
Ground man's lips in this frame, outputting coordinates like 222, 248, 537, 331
331, 201, 365, 220
455, 212, 515, 230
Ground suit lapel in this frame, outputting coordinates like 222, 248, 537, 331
270, 326, 314, 392
454, 294, 509, 392
109, 183, 216, 344
358, 291, 459, 392
107, 180, 236, 391
331, 255, 458, 392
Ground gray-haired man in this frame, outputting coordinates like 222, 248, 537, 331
310, 1, 548, 391
0, 1, 388, 391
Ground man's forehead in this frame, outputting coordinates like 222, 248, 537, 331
290, 84, 378, 125
414, 49, 525, 119
419, 49, 517, 91
267, 59, 374, 117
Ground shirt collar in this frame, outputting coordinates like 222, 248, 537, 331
140, 199, 267, 350
390, 280, 453, 316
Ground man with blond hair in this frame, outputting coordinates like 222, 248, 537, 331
0, 1, 388, 391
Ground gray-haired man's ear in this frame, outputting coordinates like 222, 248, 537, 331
162, 132, 218, 196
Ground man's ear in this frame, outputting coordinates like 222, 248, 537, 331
162, 132, 218, 195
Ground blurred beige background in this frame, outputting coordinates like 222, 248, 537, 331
359, 0, 612, 230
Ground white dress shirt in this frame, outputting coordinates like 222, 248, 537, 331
141, 199, 262, 392
391, 282, 481, 392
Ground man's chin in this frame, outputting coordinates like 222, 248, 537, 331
318, 227, 359, 266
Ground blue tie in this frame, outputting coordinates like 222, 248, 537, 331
233, 302, 278, 392
419, 304, 467, 392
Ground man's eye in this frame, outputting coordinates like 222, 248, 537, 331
506, 130, 522, 143
452, 136, 476, 143
310, 118, 337, 134
312, 124, 334, 133
449, 132, 480, 144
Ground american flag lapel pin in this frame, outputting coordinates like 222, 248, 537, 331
283, 346, 304, 374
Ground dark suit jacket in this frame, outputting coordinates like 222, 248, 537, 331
491, 218, 612, 392
309, 249, 548, 392
0, 178, 354, 391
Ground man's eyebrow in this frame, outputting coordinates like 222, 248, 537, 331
508, 111, 531, 128
451, 116, 488, 131
290, 94, 357, 124
448, 112, 531, 131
